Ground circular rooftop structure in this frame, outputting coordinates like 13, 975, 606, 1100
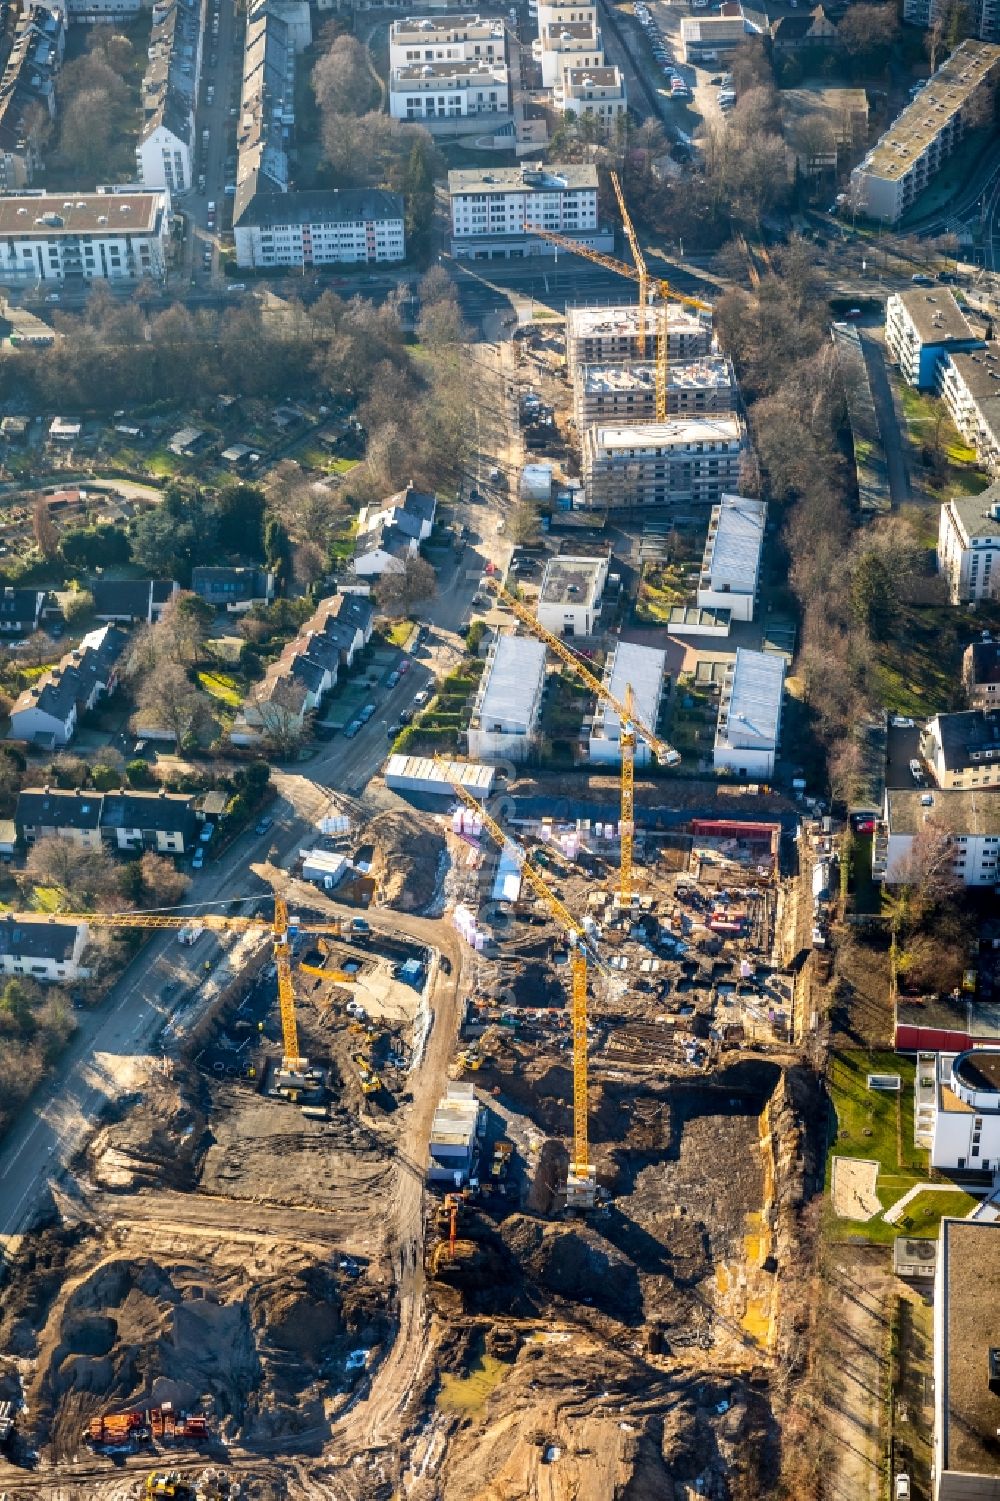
951, 1048, 1000, 1109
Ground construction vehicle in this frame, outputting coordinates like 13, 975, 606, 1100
442, 767, 597, 1209
85, 1406, 210, 1450
146, 1474, 193, 1500
484, 575, 679, 907
353, 1053, 382, 1095
22, 900, 344, 1094
536, 169, 713, 421
490, 1140, 513, 1180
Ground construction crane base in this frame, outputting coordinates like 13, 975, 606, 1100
566, 1162, 597, 1210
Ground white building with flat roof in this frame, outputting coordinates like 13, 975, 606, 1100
930, 1048, 1000, 1171
713, 648, 785, 779
851, 40, 1000, 223
0, 191, 170, 283
384, 755, 495, 798
589, 641, 666, 767
389, 13, 506, 70
932, 1217, 1000, 1501
554, 64, 627, 125
572, 355, 734, 430
885, 287, 983, 389
697, 494, 767, 623
565, 302, 713, 376
537, 17, 603, 85
939, 484, 1000, 603
536, 554, 608, 637
582, 415, 745, 511
939, 343, 1000, 476
428, 1080, 480, 1184
468, 634, 547, 763
389, 58, 510, 123
448, 163, 612, 260
872, 786, 1000, 886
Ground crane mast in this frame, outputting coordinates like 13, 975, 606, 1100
444, 770, 596, 1207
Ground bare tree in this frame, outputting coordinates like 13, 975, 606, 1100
374, 556, 438, 616
132, 662, 212, 746
139, 851, 190, 907
32, 498, 59, 561
22, 835, 119, 908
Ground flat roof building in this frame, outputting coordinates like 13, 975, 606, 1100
713, 648, 786, 779
554, 64, 627, 127
448, 163, 612, 260
679, 13, 751, 58
589, 641, 666, 767
885, 287, 983, 389
939, 342, 1000, 476
933, 1218, 1000, 1499
389, 57, 510, 124
0, 190, 171, 284
572, 354, 734, 429
581, 415, 745, 511
384, 755, 495, 798
468, 634, 547, 763
566, 303, 712, 376
851, 40, 1000, 224
697, 494, 767, 624
536, 553, 609, 637
873, 786, 1000, 885
920, 706, 1000, 788
428, 1081, 480, 1184
938, 484, 1000, 603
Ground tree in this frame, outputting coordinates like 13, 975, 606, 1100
263, 514, 291, 578
887, 816, 961, 931
60, 524, 131, 570
132, 662, 212, 746
157, 592, 214, 666
417, 296, 468, 350
849, 549, 897, 639
243, 690, 314, 758
312, 35, 380, 119
63, 589, 94, 627
23, 834, 119, 907
32, 498, 59, 560
139, 851, 190, 907
837, 3, 898, 63
374, 555, 438, 616
58, 88, 113, 176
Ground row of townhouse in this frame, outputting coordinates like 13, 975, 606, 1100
86, 569, 271, 622
0, 1, 64, 192
448, 162, 611, 260
851, 39, 1000, 224
8, 623, 127, 747
231, 591, 373, 744
388, 13, 510, 125
134, 0, 205, 195
232, 0, 405, 269
353, 483, 436, 577
533, 0, 626, 130
0, 188, 171, 284
15, 784, 201, 854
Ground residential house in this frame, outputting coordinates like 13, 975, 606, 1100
921, 707, 1000, 788
357, 484, 437, 544
938, 341, 1000, 475
885, 287, 985, 390
389, 58, 510, 123
872, 786, 1000, 884
167, 427, 207, 456
15, 787, 104, 850
233, 183, 406, 270
231, 591, 373, 744
770, 4, 838, 52
389, 13, 506, 70
99, 789, 198, 853
354, 523, 417, 577
47, 416, 80, 444
553, 65, 627, 128
696, 494, 767, 624
91, 577, 177, 624
0, 586, 45, 636
851, 40, 1000, 224
8, 624, 127, 747
468, 634, 547, 763
713, 648, 786, 779
938, 485, 1000, 602
536, 554, 608, 637
0, 192, 171, 285
964, 639, 1000, 707
537, 18, 602, 87
134, 0, 204, 194
0, 3, 66, 192
928, 1049, 1000, 1170
191, 566, 275, 613
932, 1218, 1000, 1500
0, 914, 89, 982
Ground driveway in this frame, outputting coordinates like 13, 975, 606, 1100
861, 330, 911, 507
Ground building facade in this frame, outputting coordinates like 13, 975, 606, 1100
872, 786, 1000, 885
0, 191, 170, 284
554, 64, 627, 126
388, 58, 510, 121
964, 640, 1000, 708
921, 709, 1000, 788
0, 3, 65, 192
851, 40, 1000, 224
885, 286, 983, 389
932, 1218, 1000, 1501
565, 303, 713, 376
939, 343, 1000, 475
713, 648, 785, 779
536, 554, 608, 636
938, 487, 1000, 603
696, 493, 767, 623
0, 916, 89, 982
234, 187, 405, 268
581, 415, 745, 511
448, 163, 612, 259
589, 640, 666, 767
572, 355, 733, 430
930, 1049, 1000, 1170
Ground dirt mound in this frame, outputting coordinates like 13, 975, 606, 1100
87, 1076, 206, 1192
369, 808, 445, 910
499, 1215, 642, 1321
250, 1267, 342, 1360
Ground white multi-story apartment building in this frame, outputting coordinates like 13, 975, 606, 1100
573, 356, 732, 429
448, 163, 612, 259
389, 13, 505, 68
938, 486, 1000, 603
134, 0, 205, 193
234, 186, 405, 268
536, 554, 608, 637
589, 641, 667, 767
851, 40, 1000, 223
565, 302, 713, 376
0, 191, 170, 283
581, 415, 745, 510
537, 18, 602, 85
885, 286, 983, 389
697, 494, 767, 623
67, 0, 140, 19
929, 1048, 1000, 1170
938, 343, 1000, 475
554, 65, 627, 127
468, 634, 547, 763
873, 786, 1000, 885
920, 709, 1000, 789
713, 648, 786, 780
932, 1218, 1000, 1501
388, 58, 510, 122
536, 0, 596, 29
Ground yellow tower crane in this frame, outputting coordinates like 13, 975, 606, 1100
484, 576, 679, 906
444, 767, 597, 1209
536, 170, 713, 422
25, 901, 345, 1079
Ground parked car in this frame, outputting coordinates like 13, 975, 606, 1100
255, 816, 273, 835
911, 273, 933, 286
200, 824, 214, 843
344, 720, 362, 739
192, 847, 205, 869
891, 715, 915, 728
388, 723, 401, 738
398, 658, 411, 674
359, 703, 376, 724
386, 670, 401, 687
909, 758, 924, 783
413, 689, 430, 707
894, 1477, 910, 1501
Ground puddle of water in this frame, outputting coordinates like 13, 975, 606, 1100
437, 1344, 509, 1416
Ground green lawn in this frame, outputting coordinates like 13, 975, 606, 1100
31, 886, 65, 913
635, 563, 689, 624
896, 1188, 978, 1235
871, 603, 965, 720
197, 670, 243, 708
383, 619, 413, 648
898, 386, 982, 467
